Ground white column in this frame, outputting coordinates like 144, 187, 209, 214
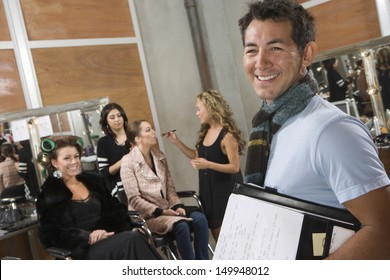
2, 0, 42, 109
376, 0, 390, 36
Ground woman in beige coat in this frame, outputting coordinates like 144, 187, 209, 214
120, 120, 209, 260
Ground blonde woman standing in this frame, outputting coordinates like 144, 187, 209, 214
164, 90, 246, 242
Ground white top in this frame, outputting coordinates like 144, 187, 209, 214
264, 95, 390, 208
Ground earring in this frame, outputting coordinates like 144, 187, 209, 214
53, 169, 62, 179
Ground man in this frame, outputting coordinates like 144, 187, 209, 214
239, 0, 390, 259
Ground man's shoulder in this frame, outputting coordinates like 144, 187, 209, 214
283, 95, 365, 137
295, 96, 341, 123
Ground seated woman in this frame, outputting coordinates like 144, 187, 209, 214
121, 120, 209, 260
36, 135, 161, 260
0, 142, 25, 195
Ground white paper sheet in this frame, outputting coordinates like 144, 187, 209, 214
329, 225, 355, 254
213, 194, 304, 260
10, 119, 29, 142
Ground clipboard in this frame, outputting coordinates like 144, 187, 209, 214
213, 183, 361, 260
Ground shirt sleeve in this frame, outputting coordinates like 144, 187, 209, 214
17, 149, 28, 180
315, 118, 390, 204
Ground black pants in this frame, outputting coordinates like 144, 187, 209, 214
87, 231, 161, 260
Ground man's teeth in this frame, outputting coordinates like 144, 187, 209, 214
256, 74, 278, 81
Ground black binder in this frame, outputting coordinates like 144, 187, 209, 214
223, 183, 361, 259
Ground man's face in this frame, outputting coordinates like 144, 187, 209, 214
243, 19, 306, 103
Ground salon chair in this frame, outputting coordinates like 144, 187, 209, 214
118, 189, 214, 260
0, 184, 26, 199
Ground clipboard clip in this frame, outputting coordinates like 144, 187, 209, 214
246, 183, 278, 193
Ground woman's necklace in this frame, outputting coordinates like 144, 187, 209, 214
115, 133, 127, 146
115, 139, 126, 146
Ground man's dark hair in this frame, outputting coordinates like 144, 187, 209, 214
238, 0, 316, 55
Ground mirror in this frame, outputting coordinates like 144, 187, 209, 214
0, 97, 109, 191
312, 35, 390, 135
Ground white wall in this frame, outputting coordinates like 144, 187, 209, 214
133, 0, 259, 191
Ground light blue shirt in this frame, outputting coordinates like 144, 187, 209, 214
264, 95, 390, 208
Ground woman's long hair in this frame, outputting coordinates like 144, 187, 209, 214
195, 90, 246, 154
99, 103, 128, 139
126, 119, 147, 146
0, 143, 18, 162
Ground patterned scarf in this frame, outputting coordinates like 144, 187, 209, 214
244, 73, 318, 186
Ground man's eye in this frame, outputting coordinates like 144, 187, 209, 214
245, 49, 257, 54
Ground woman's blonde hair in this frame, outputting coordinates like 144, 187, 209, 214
196, 90, 246, 154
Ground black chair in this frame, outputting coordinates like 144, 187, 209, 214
117, 189, 179, 259
118, 189, 214, 260
0, 184, 26, 199
45, 247, 72, 260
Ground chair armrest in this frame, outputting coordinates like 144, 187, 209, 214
127, 211, 146, 228
177, 190, 204, 211
127, 211, 154, 245
46, 247, 72, 260
176, 191, 196, 197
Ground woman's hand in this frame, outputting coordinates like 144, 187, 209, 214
88, 229, 114, 245
190, 157, 209, 170
175, 207, 186, 217
162, 209, 182, 216
163, 130, 179, 144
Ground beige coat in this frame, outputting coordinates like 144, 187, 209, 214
121, 146, 191, 235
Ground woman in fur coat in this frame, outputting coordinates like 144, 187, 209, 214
36, 135, 161, 260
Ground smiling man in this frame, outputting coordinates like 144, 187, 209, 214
239, 0, 390, 259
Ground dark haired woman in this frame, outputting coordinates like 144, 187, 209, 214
36, 136, 161, 260
121, 120, 209, 260
322, 58, 350, 102
0, 142, 25, 194
97, 103, 130, 197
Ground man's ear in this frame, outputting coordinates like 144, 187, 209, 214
302, 41, 317, 68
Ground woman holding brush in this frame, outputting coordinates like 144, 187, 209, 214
163, 90, 246, 242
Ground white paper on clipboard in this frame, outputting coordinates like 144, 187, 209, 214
213, 194, 304, 260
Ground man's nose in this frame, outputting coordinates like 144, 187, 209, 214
255, 49, 270, 71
